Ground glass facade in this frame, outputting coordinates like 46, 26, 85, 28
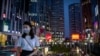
91, 0, 98, 30
69, 3, 82, 36
28, 0, 39, 23
81, 0, 92, 29
47, 0, 64, 38
28, 0, 64, 38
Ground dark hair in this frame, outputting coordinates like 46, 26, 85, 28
22, 21, 34, 39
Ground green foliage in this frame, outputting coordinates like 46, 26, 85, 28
50, 44, 70, 53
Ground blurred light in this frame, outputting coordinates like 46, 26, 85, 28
31, 21, 35, 26
85, 18, 87, 23
55, 42, 57, 44
10, 54, 15, 56
85, 29, 91, 32
31, 0, 37, 2
39, 40, 43, 43
15, 31, 17, 34
36, 23, 39, 26
42, 25, 45, 29
67, 42, 70, 45
44, 47, 49, 55
90, 39, 93, 43
18, 32, 20, 34
12, 31, 14, 33
71, 34, 80, 40
17, 16, 22, 19
95, 5, 98, 16
94, 21, 98, 30
82, 51, 84, 54
91, 32, 95, 37
3, 24, 8, 32
3, 13, 6, 18
7, 30, 10, 32
87, 33, 91, 38
84, 43, 87, 45
28, 13, 37, 16
45, 32, 52, 41
76, 47, 80, 54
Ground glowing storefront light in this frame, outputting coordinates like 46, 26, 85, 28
71, 34, 80, 40
3, 24, 8, 32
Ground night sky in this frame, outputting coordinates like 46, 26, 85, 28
64, 0, 80, 38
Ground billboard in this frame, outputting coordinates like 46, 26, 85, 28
71, 34, 80, 40
0, 20, 11, 32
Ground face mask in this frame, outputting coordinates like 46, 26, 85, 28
23, 28, 31, 34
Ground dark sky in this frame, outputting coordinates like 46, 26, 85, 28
64, 0, 80, 38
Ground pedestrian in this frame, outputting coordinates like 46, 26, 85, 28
16, 21, 40, 56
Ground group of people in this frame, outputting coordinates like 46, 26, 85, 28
16, 21, 40, 56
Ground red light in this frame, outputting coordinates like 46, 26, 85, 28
45, 32, 52, 41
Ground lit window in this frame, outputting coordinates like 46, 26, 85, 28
28, 13, 37, 16
3, 24, 8, 32
30, 0, 37, 2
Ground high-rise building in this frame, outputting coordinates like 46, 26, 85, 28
47, 0, 64, 38
28, 0, 39, 22
81, 0, 92, 31
91, 0, 100, 43
28, 0, 49, 34
69, 3, 82, 37
29, 0, 64, 38
81, 0, 100, 42
97, 0, 100, 43
91, 0, 99, 31
80, 0, 94, 41
0, 0, 29, 33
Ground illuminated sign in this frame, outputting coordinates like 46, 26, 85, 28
3, 24, 8, 32
94, 21, 98, 30
71, 34, 80, 40
3, 21, 9, 32
45, 32, 52, 41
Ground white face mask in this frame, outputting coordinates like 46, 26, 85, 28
23, 28, 31, 34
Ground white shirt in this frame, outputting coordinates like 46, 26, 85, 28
16, 35, 40, 51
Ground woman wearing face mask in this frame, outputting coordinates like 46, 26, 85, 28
16, 21, 40, 56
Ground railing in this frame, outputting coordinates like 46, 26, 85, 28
0, 45, 17, 56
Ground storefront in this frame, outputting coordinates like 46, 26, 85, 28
0, 32, 21, 56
